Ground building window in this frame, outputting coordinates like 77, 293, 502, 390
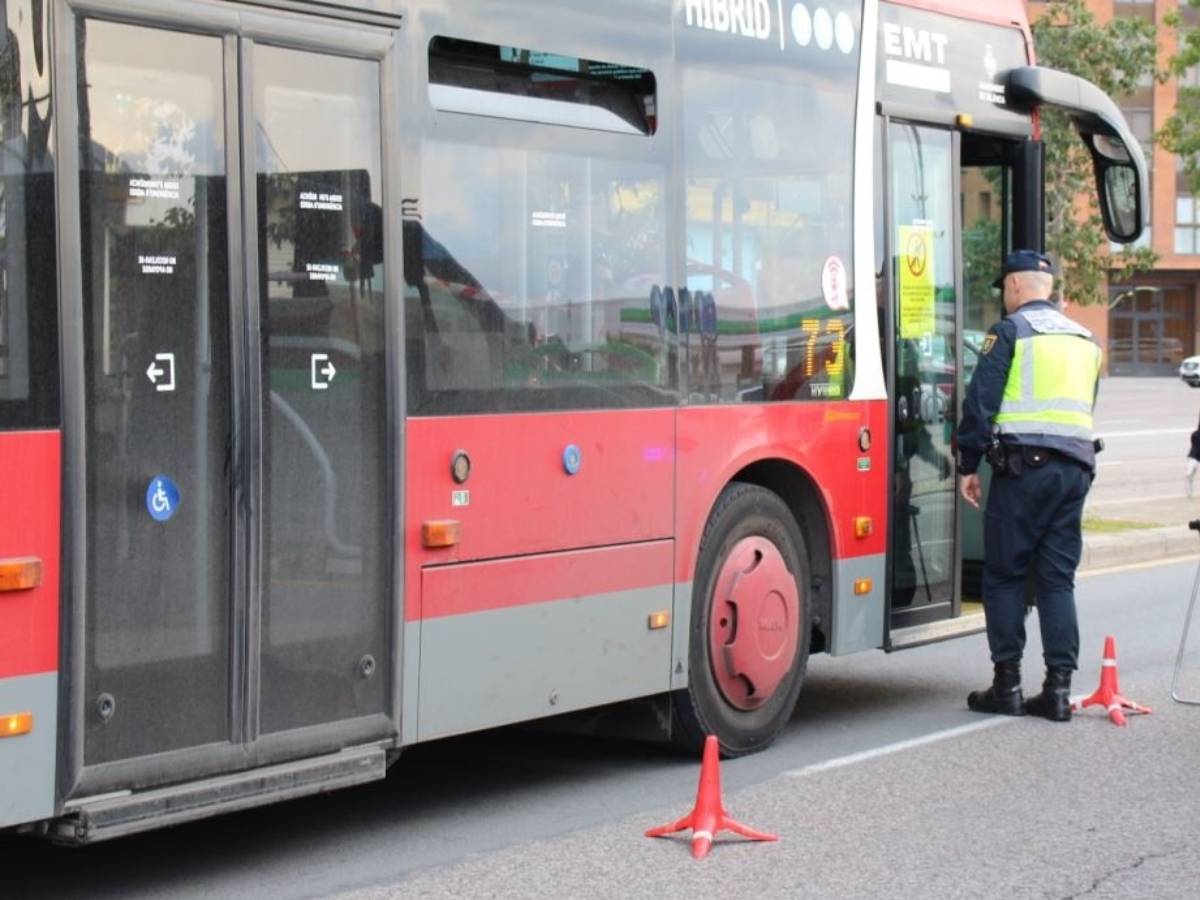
1120, 106, 1154, 170
1114, 0, 1156, 21
1177, 195, 1200, 254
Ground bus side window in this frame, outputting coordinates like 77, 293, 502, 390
0, 13, 58, 432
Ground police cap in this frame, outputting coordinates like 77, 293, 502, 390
992, 249, 1054, 289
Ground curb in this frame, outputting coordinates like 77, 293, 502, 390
1080, 525, 1200, 572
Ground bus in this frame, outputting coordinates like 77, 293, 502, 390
0, 0, 1145, 842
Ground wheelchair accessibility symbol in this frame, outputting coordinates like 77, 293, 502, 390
146, 475, 181, 523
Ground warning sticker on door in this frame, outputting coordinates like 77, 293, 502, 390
129, 178, 181, 201
300, 191, 344, 212
898, 224, 935, 339
306, 263, 339, 282
139, 255, 177, 275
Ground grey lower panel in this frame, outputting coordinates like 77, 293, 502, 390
401, 621, 421, 745
831, 554, 887, 656
417, 586, 673, 741
670, 581, 692, 691
0, 672, 58, 829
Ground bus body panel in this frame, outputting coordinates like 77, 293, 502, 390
415, 540, 673, 739
0, 430, 61, 828
675, 400, 890, 661
404, 409, 675, 619
887, 0, 1031, 34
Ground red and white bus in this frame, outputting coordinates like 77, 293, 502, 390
0, 0, 1145, 841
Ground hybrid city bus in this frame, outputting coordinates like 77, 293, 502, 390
0, 0, 1146, 841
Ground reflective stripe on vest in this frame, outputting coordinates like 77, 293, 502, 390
994, 319, 1102, 441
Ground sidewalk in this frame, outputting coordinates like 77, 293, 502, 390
1081, 491, 1200, 571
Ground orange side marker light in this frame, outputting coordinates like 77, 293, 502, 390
0, 557, 41, 592
422, 520, 462, 549
854, 517, 873, 539
1, 712, 33, 738
648, 611, 671, 630
854, 578, 873, 596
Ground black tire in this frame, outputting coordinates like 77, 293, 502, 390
671, 482, 812, 757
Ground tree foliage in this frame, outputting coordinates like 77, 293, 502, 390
1031, 0, 1160, 305
1160, 1, 1200, 194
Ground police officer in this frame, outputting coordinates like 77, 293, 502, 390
957, 250, 1103, 722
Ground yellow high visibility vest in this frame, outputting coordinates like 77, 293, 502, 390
993, 307, 1103, 442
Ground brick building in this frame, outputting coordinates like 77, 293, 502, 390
1030, 0, 1200, 374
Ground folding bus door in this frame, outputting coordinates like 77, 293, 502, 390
885, 121, 961, 633
60, 1, 398, 797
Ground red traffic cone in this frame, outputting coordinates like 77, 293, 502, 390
1074, 636, 1152, 726
645, 735, 777, 859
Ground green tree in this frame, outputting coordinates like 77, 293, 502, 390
1160, 1, 1200, 194
1032, 0, 1160, 305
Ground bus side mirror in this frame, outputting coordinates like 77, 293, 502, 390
1003, 67, 1149, 245
1089, 134, 1142, 243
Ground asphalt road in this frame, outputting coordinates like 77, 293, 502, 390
7, 556, 1200, 899
1090, 376, 1199, 511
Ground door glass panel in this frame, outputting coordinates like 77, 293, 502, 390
254, 45, 389, 733
959, 161, 1009, 598
890, 123, 956, 613
79, 21, 232, 762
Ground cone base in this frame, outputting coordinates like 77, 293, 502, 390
646, 735, 777, 859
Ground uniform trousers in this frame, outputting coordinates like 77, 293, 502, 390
982, 453, 1091, 670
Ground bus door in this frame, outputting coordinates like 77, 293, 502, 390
60, 4, 397, 796
885, 121, 961, 632
958, 135, 1018, 600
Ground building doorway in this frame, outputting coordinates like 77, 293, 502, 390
1108, 285, 1195, 375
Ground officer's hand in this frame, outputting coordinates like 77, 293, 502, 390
960, 473, 982, 510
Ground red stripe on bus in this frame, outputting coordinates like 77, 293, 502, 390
404, 401, 888, 622
406, 409, 674, 567
0, 430, 60, 680
416, 540, 673, 621
887, 0, 1030, 32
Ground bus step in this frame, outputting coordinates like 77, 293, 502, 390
888, 612, 987, 652
50, 745, 387, 844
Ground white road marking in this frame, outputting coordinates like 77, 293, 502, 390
1099, 427, 1191, 438
782, 718, 1014, 779
1088, 493, 1189, 506
1080, 555, 1200, 578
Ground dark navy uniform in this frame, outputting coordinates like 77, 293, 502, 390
958, 299, 1098, 672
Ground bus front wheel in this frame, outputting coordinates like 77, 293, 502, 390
672, 482, 812, 756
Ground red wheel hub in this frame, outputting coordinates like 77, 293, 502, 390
708, 537, 800, 711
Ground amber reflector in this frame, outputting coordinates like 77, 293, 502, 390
854, 517, 873, 539
648, 611, 671, 630
854, 579, 873, 596
1, 712, 33, 738
422, 520, 462, 548
0, 557, 41, 592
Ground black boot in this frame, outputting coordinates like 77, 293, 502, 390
1024, 667, 1072, 722
967, 661, 1025, 715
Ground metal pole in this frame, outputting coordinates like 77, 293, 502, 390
1171, 550, 1200, 705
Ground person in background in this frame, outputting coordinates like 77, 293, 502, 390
1186, 415, 1200, 499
